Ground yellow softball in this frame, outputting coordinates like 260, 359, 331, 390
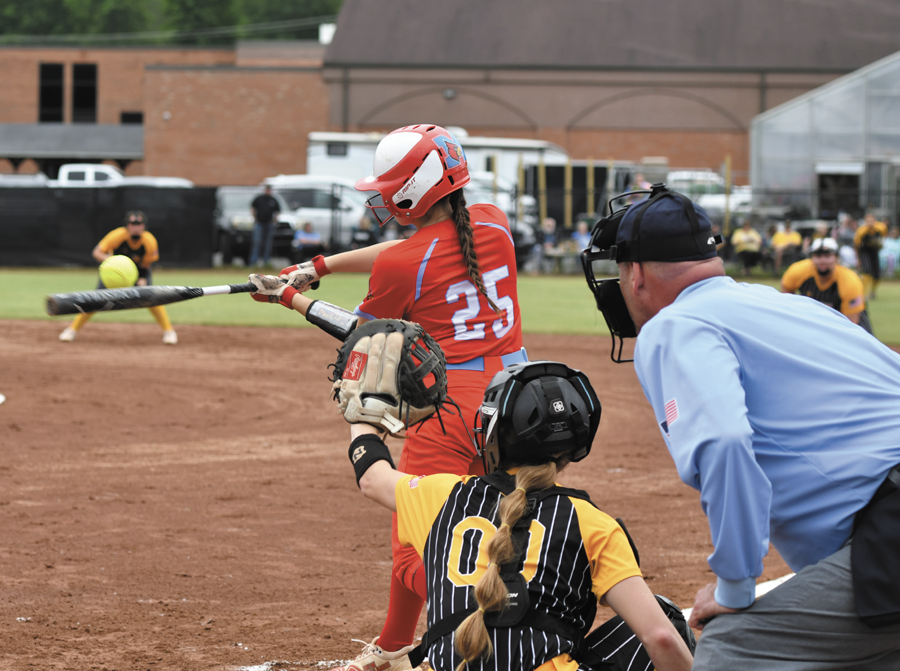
99, 255, 139, 289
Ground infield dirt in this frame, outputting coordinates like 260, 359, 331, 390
0, 320, 789, 670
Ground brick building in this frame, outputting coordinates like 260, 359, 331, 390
2, 0, 900, 186
0, 42, 329, 185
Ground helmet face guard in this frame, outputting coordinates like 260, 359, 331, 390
473, 361, 601, 473
362, 192, 395, 227
581, 183, 722, 363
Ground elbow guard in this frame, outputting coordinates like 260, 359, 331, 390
305, 300, 358, 341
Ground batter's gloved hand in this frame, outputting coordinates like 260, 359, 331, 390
331, 319, 448, 436
280, 255, 326, 292
248, 273, 298, 309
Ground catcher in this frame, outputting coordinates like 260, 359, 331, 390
328, 319, 695, 671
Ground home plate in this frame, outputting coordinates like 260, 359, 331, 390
0, 393, 5, 405
681, 573, 795, 620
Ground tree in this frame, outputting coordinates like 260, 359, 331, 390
238, 0, 341, 40
67, 0, 150, 36
162, 0, 240, 44
0, 0, 77, 36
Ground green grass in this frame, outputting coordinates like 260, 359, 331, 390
5, 267, 900, 343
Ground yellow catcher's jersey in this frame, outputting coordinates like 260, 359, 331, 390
98, 227, 160, 269
781, 259, 865, 317
396, 472, 641, 671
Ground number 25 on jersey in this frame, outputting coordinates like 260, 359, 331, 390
446, 265, 515, 341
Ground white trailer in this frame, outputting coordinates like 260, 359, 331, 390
307, 129, 570, 188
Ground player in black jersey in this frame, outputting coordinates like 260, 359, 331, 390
345, 360, 693, 671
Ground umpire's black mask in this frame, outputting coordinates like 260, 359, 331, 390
581, 183, 721, 363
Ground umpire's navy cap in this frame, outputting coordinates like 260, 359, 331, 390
615, 191, 719, 263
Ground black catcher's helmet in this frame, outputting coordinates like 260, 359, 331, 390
474, 361, 601, 473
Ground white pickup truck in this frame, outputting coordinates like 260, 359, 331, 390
52, 164, 194, 187
0, 164, 193, 188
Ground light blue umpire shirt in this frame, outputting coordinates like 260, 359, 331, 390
633, 276, 900, 609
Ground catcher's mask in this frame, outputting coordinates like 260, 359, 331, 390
473, 361, 601, 474
581, 183, 722, 363
354, 124, 470, 226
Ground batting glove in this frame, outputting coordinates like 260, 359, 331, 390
248, 274, 298, 309
280, 254, 328, 292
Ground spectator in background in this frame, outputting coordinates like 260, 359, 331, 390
812, 221, 831, 241
250, 186, 281, 267
760, 224, 778, 273
350, 218, 380, 250
771, 220, 803, 273
880, 227, 900, 279
836, 213, 858, 249
571, 219, 592, 251
537, 216, 559, 273
291, 222, 325, 264
840, 243, 860, 270
856, 212, 889, 299
730, 219, 763, 276
628, 172, 652, 203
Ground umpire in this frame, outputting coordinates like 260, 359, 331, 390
582, 183, 900, 670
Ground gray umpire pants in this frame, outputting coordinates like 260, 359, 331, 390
692, 543, 900, 671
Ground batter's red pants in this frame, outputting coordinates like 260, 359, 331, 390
378, 360, 509, 651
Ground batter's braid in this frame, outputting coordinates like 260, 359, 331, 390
453, 462, 559, 670
450, 190, 502, 314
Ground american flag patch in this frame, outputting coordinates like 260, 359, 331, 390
664, 398, 679, 428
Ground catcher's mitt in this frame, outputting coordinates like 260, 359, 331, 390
331, 319, 448, 435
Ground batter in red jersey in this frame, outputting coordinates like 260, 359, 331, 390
247, 124, 526, 670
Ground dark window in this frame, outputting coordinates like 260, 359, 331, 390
72, 64, 97, 123
39, 63, 64, 122
120, 111, 143, 124
95, 171, 110, 182
68, 171, 86, 182
327, 142, 348, 156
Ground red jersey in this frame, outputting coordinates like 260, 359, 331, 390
356, 203, 523, 363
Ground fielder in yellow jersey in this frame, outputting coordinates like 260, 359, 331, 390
59, 211, 178, 344
855, 213, 889, 298
343, 359, 694, 671
781, 237, 873, 334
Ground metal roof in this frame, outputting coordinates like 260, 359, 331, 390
326, 0, 900, 72
0, 123, 143, 160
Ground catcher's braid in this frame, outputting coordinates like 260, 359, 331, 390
451, 190, 502, 315
453, 462, 560, 670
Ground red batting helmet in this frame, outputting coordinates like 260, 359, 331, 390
355, 124, 470, 225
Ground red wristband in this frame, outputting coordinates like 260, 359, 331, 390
312, 254, 331, 277
279, 286, 299, 309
